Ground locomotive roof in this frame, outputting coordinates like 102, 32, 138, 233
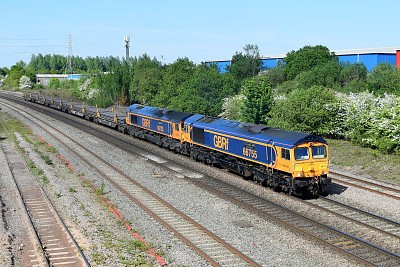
126, 104, 193, 123
185, 115, 327, 149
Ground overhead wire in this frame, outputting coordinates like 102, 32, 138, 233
0, 34, 126, 64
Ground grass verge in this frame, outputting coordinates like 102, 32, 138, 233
328, 138, 400, 184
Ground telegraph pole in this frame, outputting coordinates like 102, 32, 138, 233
65, 33, 73, 75
124, 35, 130, 60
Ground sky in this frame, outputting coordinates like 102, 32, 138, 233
1, 0, 399, 69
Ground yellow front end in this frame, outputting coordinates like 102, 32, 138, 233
289, 142, 330, 195
291, 142, 329, 178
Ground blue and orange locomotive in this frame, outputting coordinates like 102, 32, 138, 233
126, 104, 331, 196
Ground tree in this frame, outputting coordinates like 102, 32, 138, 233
0, 67, 8, 76
367, 63, 400, 95
130, 54, 163, 104
241, 76, 273, 125
268, 86, 338, 135
340, 62, 367, 87
336, 62, 369, 93
227, 44, 262, 81
48, 78, 61, 89
167, 63, 238, 116
296, 58, 342, 89
283, 45, 337, 80
152, 58, 195, 108
261, 61, 286, 87
4, 62, 25, 88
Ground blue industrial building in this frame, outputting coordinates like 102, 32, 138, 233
208, 47, 400, 73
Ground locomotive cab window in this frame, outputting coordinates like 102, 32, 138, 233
294, 147, 309, 160
312, 145, 327, 159
281, 148, 290, 160
174, 123, 179, 131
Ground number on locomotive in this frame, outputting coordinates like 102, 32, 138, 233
243, 147, 258, 159
142, 118, 151, 128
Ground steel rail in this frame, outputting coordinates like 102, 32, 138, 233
330, 171, 400, 201
3, 92, 400, 266
0, 96, 260, 267
0, 116, 90, 267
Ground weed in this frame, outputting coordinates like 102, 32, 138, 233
91, 251, 107, 264
69, 187, 77, 194
95, 182, 106, 195
130, 239, 148, 252
46, 146, 57, 153
41, 154, 53, 165
54, 192, 61, 198
41, 176, 49, 185
81, 179, 91, 188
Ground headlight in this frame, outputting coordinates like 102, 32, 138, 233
297, 172, 304, 177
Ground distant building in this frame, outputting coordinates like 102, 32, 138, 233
36, 74, 83, 86
207, 47, 400, 73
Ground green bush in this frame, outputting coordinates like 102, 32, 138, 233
268, 86, 338, 136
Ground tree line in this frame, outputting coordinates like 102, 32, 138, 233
1, 44, 400, 153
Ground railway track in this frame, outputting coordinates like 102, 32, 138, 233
2, 93, 400, 266
0, 98, 261, 266
306, 196, 400, 240
330, 171, 400, 200
0, 118, 89, 267
190, 176, 400, 267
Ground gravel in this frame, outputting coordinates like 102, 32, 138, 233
2, 96, 398, 266
0, 136, 47, 266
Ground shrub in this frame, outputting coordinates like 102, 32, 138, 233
268, 86, 338, 136
335, 92, 400, 153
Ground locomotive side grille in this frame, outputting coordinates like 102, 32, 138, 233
192, 127, 205, 144
130, 114, 137, 124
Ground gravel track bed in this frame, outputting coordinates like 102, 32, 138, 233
97, 115, 400, 254
32, 117, 359, 266
2, 99, 396, 266
0, 138, 42, 267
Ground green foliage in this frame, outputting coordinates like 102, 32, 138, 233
340, 62, 367, 86
261, 62, 286, 87
166, 63, 238, 116
269, 86, 338, 135
283, 45, 337, 80
227, 44, 262, 81
130, 54, 163, 104
28, 53, 123, 75
296, 59, 342, 89
48, 78, 61, 89
241, 76, 273, 125
93, 60, 132, 106
95, 182, 106, 195
0, 67, 8, 76
3, 61, 26, 88
152, 57, 195, 108
366, 63, 400, 95
40, 154, 53, 165
274, 79, 299, 95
